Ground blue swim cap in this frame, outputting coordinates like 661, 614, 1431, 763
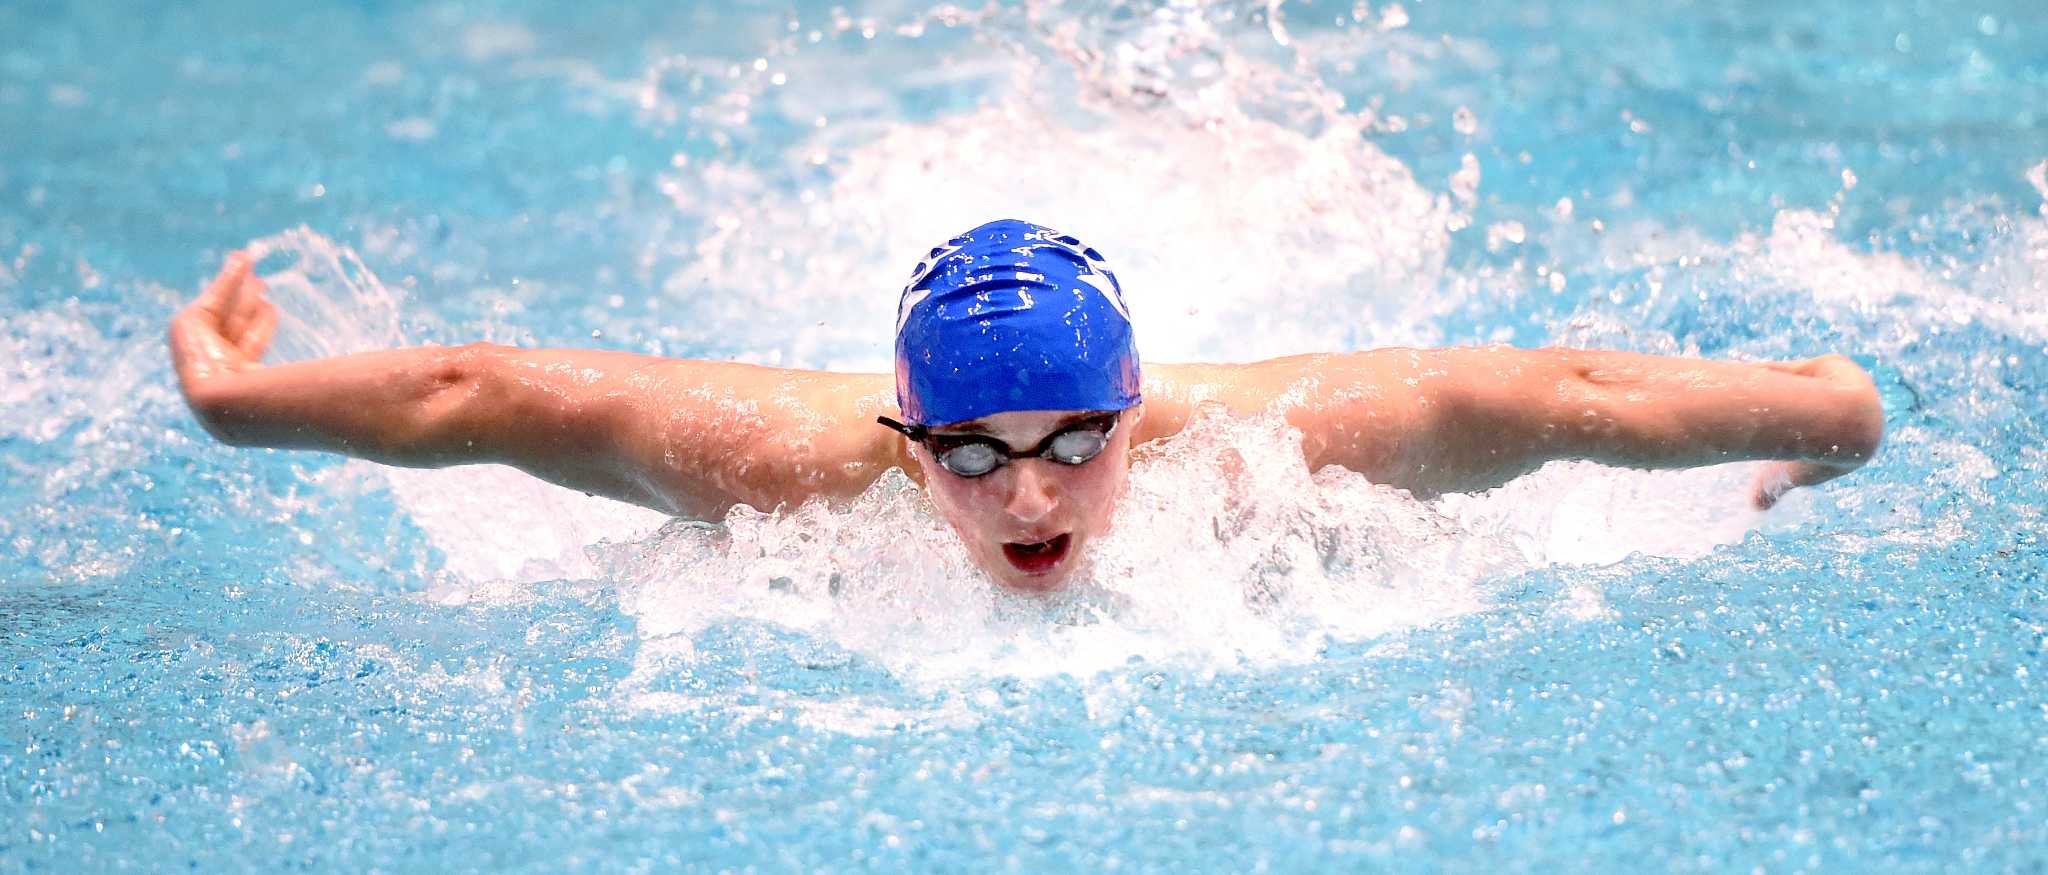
894, 219, 1141, 427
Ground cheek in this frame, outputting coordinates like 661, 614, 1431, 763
1069, 461, 1129, 526
920, 463, 1002, 529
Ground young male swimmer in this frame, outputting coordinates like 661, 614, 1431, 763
170, 219, 1884, 592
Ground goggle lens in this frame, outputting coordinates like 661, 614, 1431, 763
1046, 428, 1109, 464
937, 442, 1003, 477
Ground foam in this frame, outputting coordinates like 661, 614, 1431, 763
246, 230, 669, 584
636, 0, 1462, 372
599, 411, 1517, 691
205, 1, 2048, 698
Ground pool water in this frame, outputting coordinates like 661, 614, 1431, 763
4, 0, 2047, 870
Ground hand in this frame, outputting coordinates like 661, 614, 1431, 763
170, 252, 277, 393
1748, 354, 1883, 510
1750, 458, 1861, 510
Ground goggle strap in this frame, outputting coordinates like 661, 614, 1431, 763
875, 415, 928, 441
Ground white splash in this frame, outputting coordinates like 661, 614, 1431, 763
202, 1, 2048, 706
637, 0, 1464, 372
601, 411, 1518, 692
246, 230, 668, 583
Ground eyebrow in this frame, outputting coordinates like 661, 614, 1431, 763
929, 411, 1108, 438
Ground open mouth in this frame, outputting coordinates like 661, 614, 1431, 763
1000, 533, 1072, 575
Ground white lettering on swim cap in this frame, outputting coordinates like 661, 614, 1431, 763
896, 241, 970, 333
1076, 271, 1130, 320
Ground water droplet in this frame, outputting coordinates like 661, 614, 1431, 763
1485, 221, 1525, 252
1450, 154, 1481, 207
1452, 106, 1477, 136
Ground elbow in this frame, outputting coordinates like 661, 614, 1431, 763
394, 343, 500, 460
346, 343, 500, 464
431, 343, 500, 395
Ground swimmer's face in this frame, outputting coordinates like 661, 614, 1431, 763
910, 408, 1140, 592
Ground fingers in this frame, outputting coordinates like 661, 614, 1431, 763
1750, 464, 1793, 510
237, 299, 278, 362
195, 251, 252, 317
1751, 459, 1857, 510
220, 259, 272, 341
173, 251, 274, 380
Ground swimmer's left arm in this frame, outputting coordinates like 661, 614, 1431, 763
1360, 347, 1885, 507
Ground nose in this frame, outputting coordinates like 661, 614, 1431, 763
1004, 459, 1059, 523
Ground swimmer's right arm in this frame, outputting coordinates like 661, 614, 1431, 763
171, 253, 905, 518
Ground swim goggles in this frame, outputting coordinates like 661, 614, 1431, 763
875, 412, 1120, 478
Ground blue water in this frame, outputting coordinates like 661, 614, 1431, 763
5, 0, 2047, 871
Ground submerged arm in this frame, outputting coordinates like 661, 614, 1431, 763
171, 254, 901, 518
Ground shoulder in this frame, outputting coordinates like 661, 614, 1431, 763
1139, 350, 1436, 425
636, 366, 911, 513
1136, 351, 1447, 477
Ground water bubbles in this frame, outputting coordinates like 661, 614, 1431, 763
12, 1, 2048, 868
603, 412, 1514, 689
1485, 221, 1526, 252
1450, 153, 1482, 208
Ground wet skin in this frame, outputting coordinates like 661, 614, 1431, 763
906, 409, 1142, 592
173, 254, 1885, 592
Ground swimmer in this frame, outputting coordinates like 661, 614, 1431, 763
170, 219, 1884, 591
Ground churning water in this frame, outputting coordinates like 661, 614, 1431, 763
4, 0, 2046, 870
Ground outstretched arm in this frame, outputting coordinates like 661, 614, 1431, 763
1409, 347, 1881, 507
171, 253, 904, 518
1145, 346, 1883, 507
